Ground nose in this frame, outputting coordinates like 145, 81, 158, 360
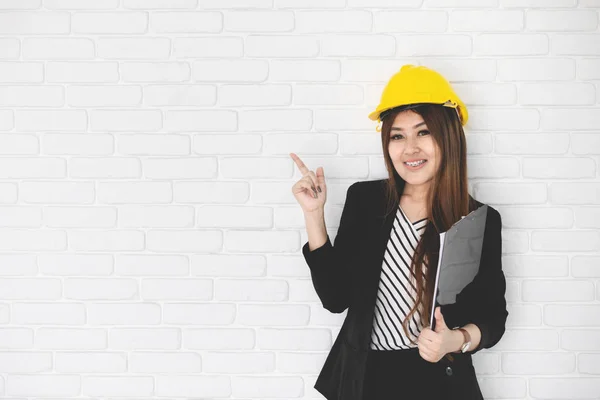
404, 136, 420, 154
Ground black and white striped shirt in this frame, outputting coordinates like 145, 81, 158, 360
369, 205, 429, 351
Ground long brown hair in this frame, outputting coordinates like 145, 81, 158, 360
380, 104, 477, 345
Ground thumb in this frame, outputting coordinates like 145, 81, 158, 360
434, 306, 448, 333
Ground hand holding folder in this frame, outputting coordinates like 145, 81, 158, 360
430, 205, 489, 331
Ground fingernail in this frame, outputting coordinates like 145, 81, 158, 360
317, 186, 322, 193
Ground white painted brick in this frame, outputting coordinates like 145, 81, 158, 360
575, 207, 600, 229
0, 206, 41, 227
545, 305, 600, 326
121, 62, 190, 82
294, 84, 363, 105
0, 38, 19, 59
46, 61, 119, 83
502, 0, 575, 6
578, 354, 600, 374
90, 110, 161, 132
579, 0, 600, 6
115, 254, 189, 276
155, 375, 231, 397
0, 11, 69, 34
495, 133, 569, 155
45, 0, 120, 9
225, 11, 293, 32
0, 62, 44, 82
87, 303, 161, 325
174, 37, 243, 58
467, 157, 519, 178
16, 110, 86, 132
278, 352, 327, 373
109, 328, 180, 350
288, 278, 320, 302
118, 205, 193, 228
0, 278, 61, 300
38, 254, 113, 276
44, 206, 116, 228
225, 230, 298, 253
19, 181, 94, 204
553, 34, 600, 56
571, 133, 600, 155
70, 157, 141, 179
141, 278, 212, 300
550, 183, 600, 205
322, 35, 395, 57
374, 11, 446, 33
129, 352, 202, 372
571, 256, 600, 278
522, 280, 594, 302
67, 85, 141, 107
0, 85, 63, 107
297, 11, 371, 32
475, 34, 548, 55
527, 10, 598, 32
0, 110, 13, 130
523, 157, 595, 179
232, 376, 304, 398
193, 134, 262, 155
503, 255, 568, 278
97, 37, 170, 59
0, 229, 66, 251
0, 328, 33, 349
214, 279, 287, 301
13, 303, 85, 325
246, 35, 319, 57
472, 353, 500, 375
0, 352, 52, 373
117, 134, 188, 156
506, 304, 542, 327
64, 278, 138, 300
315, 108, 374, 132
165, 110, 237, 132
82, 376, 154, 397
144, 84, 216, 106
529, 378, 600, 399
340, 133, 383, 155
68, 230, 144, 252
240, 109, 312, 132
237, 304, 309, 326
220, 84, 290, 106
396, 34, 471, 56
0, 157, 65, 179
348, 0, 421, 6
519, 83, 595, 105
146, 230, 222, 252
203, 351, 275, 373
192, 60, 268, 82
269, 60, 340, 82
198, 205, 272, 228
0, 183, 17, 203
55, 352, 126, 372
453, 83, 517, 106
72, 12, 147, 34
499, 59, 577, 82
42, 133, 113, 155
6, 375, 80, 397
192, 254, 266, 277
163, 303, 236, 325
143, 157, 217, 179
465, 107, 540, 131
426, 0, 497, 6
478, 377, 528, 398
276, 0, 345, 8
36, 328, 106, 350
23, 38, 94, 60
561, 329, 600, 351
97, 181, 172, 204
474, 183, 547, 205
125, 0, 197, 8
0, 0, 42, 10
532, 231, 600, 252
174, 181, 249, 204
220, 157, 293, 178
451, 10, 523, 31
578, 59, 600, 80
0, 254, 37, 276
183, 328, 255, 350
493, 329, 559, 351
150, 11, 222, 33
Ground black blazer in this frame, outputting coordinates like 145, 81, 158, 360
302, 179, 508, 400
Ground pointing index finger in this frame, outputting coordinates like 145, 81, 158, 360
290, 153, 310, 176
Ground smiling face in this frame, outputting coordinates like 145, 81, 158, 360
387, 109, 441, 190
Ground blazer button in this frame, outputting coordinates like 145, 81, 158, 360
445, 366, 453, 376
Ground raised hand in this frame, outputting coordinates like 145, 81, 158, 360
290, 152, 327, 214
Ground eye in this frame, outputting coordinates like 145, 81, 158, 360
390, 130, 429, 140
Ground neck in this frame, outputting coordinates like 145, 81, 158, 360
402, 182, 430, 203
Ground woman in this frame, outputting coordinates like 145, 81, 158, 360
290, 65, 508, 400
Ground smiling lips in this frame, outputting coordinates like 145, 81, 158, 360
404, 159, 427, 169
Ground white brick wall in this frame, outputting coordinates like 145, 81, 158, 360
0, 0, 598, 399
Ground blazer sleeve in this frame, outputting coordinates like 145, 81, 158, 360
441, 206, 508, 354
301, 182, 361, 314
468, 207, 508, 354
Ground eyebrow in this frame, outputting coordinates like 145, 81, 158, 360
390, 122, 427, 132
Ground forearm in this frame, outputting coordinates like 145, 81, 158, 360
304, 210, 328, 251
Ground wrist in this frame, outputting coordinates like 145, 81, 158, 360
452, 328, 464, 353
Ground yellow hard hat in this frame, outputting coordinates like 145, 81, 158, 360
368, 64, 468, 129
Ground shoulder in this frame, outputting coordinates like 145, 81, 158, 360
470, 195, 502, 226
349, 178, 386, 195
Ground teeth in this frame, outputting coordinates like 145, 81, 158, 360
405, 160, 426, 166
